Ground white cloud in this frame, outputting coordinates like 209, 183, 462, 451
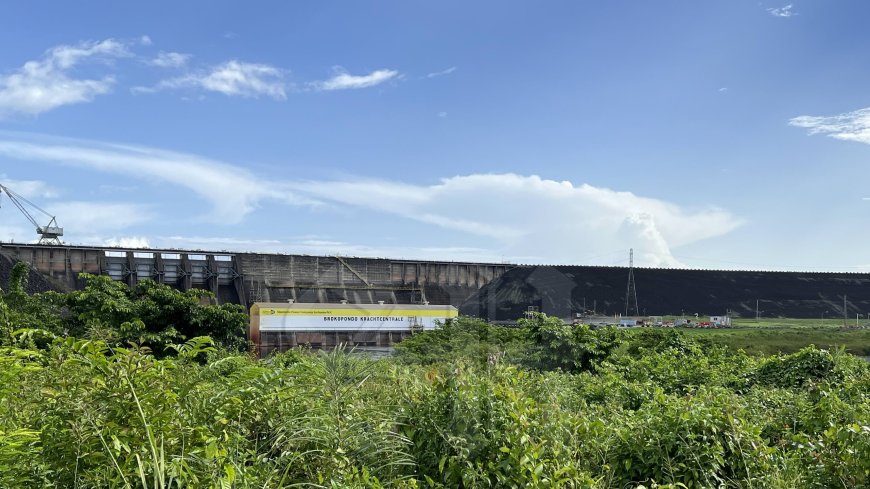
718, 87, 728, 93
426, 66, 457, 78
311, 67, 399, 91
767, 4, 797, 17
438, 111, 448, 118
0, 134, 742, 265
0, 224, 32, 244
141, 60, 287, 99
287, 174, 742, 266
0, 132, 316, 223
146, 51, 191, 69
0, 39, 131, 117
140, 35, 153, 46
789, 108, 870, 145
45, 201, 152, 232
0, 176, 58, 198
155, 234, 505, 262
104, 236, 151, 248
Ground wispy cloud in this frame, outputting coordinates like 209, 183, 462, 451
0, 39, 131, 117
45, 201, 153, 232
311, 67, 399, 91
425, 66, 456, 78
138, 60, 287, 99
789, 107, 870, 145
767, 4, 797, 17
140, 35, 153, 46
0, 133, 743, 265
0, 132, 317, 223
0, 175, 58, 198
146, 51, 191, 69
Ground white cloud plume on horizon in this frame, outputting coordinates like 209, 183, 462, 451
790, 107, 870, 145
153, 234, 511, 262
0, 133, 743, 266
0, 39, 132, 117
104, 236, 151, 248
288, 174, 742, 266
311, 67, 399, 91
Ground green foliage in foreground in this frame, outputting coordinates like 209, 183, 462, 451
1, 323, 869, 486
4, 266, 870, 487
1, 262, 248, 352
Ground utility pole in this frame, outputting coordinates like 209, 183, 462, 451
844, 295, 848, 328
756, 299, 759, 322
624, 249, 639, 317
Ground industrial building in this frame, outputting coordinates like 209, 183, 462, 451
249, 302, 458, 356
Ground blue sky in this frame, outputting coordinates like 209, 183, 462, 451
1, 1, 870, 269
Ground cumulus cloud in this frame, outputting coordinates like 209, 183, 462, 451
287, 174, 742, 265
767, 4, 797, 17
104, 236, 151, 248
146, 51, 191, 68
140, 60, 287, 99
0, 134, 743, 265
0, 39, 131, 117
790, 108, 870, 145
311, 67, 399, 91
140, 35, 153, 46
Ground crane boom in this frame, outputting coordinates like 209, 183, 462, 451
0, 183, 64, 245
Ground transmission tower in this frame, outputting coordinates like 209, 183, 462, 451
624, 248, 639, 316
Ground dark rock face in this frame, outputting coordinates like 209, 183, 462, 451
460, 266, 870, 321
0, 253, 64, 294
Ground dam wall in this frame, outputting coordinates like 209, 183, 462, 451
461, 265, 870, 321
4, 243, 870, 320
0, 243, 510, 309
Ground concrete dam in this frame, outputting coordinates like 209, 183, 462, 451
2, 242, 870, 320
0, 243, 510, 315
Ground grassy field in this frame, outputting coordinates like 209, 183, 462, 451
673, 318, 870, 355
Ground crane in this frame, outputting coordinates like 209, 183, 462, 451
0, 183, 63, 245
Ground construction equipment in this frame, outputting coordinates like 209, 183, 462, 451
0, 183, 63, 244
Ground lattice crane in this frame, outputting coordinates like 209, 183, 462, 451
0, 183, 63, 245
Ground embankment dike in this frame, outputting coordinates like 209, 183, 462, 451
2, 242, 870, 320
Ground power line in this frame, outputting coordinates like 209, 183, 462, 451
625, 248, 639, 316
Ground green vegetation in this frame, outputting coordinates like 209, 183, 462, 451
668, 318, 870, 356
3, 262, 870, 487
683, 326, 870, 356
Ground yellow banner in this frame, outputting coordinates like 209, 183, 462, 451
256, 308, 458, 318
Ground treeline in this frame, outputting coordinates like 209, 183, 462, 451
1, 262, 248, 353
2, 263, 870, 487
